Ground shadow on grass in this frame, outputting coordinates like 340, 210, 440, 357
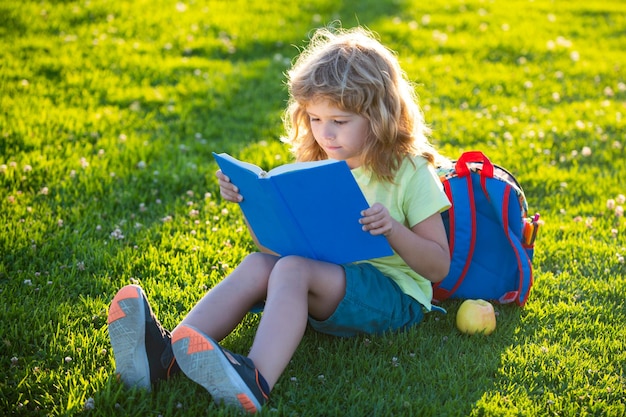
263, 301, 522, 416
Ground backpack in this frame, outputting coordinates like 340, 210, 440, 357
433, 151, 538, 306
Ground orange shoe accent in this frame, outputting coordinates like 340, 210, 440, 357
107, 286, 140, 324
171, 326, 214, 354
255, 371, 270, 401
236, 393, 258, 414
166, 357, 177, 378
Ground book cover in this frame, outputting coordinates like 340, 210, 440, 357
213, 152, 393, 264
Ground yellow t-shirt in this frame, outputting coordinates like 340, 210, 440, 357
351, 155, 451, 311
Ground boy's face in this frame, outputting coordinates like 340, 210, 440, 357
306, 98, 370, 169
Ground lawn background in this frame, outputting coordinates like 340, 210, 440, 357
1, 0, 625, 416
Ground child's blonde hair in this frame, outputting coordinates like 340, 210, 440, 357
283, 27, 443, 182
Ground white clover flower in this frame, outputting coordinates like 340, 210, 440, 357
607, 199, 616, 210
84, 397, 95, 410
556, 37, 572, 48
616, 194, 625, 204
110, 227, 124, 240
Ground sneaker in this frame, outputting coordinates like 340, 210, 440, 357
107, 284, 179, 390
171, 324, 270, 413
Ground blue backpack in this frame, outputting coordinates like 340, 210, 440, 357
433, 151, 538, 306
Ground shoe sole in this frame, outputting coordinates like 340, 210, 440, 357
171, 325, 262, 413
107, 285, 151, 390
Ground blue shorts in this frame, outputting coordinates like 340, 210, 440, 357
308, 263, 425, 337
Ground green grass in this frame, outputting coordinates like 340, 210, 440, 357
1, 0, 625, 415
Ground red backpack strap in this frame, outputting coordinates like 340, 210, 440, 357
433, 155, 482, 300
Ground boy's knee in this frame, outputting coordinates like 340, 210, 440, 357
242, 252, 278, 269
273, 255, 309, 273
267, 256, 313, 288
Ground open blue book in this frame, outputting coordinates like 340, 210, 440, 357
213, 152, 393, 264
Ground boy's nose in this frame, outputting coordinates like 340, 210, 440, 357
322, 125, 336, 140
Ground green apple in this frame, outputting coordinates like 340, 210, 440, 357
456, 299, 496, 335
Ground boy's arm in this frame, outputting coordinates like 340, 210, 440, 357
360, 204, 450, 283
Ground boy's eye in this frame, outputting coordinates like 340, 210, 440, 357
334, 120, 347, 125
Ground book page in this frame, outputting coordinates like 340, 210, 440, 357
213, 153, 265, 177
266, 159, 339, 177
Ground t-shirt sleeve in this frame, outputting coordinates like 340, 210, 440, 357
404, 160, 451, 228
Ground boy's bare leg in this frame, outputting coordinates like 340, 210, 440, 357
176, 252, 278, 341
247, 256, 346, 389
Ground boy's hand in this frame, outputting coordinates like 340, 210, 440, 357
360, 203, 394, 237
216, 170, 243, 202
